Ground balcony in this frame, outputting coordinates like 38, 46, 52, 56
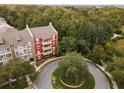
43, 46, 52, 50
43, 41, 51, 45
43, 50, 52, 55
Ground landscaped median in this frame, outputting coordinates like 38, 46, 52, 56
51, 67, 95, 89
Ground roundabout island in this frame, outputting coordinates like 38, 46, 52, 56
52, 67, 95, 89
36, 52, 110, 89
51, 53, 95, 89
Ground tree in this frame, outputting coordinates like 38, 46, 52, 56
58, 36, 76, 55
59, 52, 88, 84
0, 58, 35, 84
111, 70, 124, 89
76, 39, 90, 55
88, 45, 107, 65
0, 65, 8, 84
106, 56, 124, 88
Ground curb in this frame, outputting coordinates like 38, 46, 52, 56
83, 58, 118, 89
59, 76, 85, 88
36, 57, 63, 72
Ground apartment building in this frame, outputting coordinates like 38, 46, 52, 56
0, 18, 58, 64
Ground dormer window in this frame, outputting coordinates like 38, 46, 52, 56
16, 35, 21, 42
0, 37, 4, 45
17, 39, 21, 42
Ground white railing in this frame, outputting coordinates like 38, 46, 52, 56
43, 51, 52, 55
43, 46, 52, 50
42, 41, 51, 45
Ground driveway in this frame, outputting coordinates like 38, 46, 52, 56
36, 60, 110, 89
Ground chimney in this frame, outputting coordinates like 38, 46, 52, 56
26, 24, 29, 28
49, 22, 58, 34
49, 22, 52, 26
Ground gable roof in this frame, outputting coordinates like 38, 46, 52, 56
0, 17, 58, 47
0, 23, 32, 45
29, 25, 57, 39
1, 27, 18, 45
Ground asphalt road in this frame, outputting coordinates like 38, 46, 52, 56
87, 63, 109, 89
36, 60, 110, 89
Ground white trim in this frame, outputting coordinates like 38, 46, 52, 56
49, 22, 58, 34
26, 25, 34, 38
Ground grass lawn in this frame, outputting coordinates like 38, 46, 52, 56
120, 26, 124, 33
111, 39, 124, 56
52, 68, 95, 89
112, 39, 124, 49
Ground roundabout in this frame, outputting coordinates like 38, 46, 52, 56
36, 59, 110, 89
51, 67, 95, 89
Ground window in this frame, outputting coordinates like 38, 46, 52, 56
4, 55, 6, 58
24, 50, 27, 54
8, 53, 11, 58
44, 39, 49, 42
15, 46, 17, 50
7, 48, 10, 52
0, 56, 2, 60
16, 52, 19, 56
24, 56, 27, 59
44, 49, 51, 53
1, 55, 3, 59
44, 44, 50, 47
6, 53, 11, 58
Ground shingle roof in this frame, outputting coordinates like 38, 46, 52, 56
0, 25, 32, 45
0, 17, 58, 47
19, 29, 33, 42
0, 27, 21, 45
0, 36, 3, 44
30, 25, 57, 39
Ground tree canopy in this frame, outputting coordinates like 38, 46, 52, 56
0, 5, 124, 88
59, 52, 89, 84
0, 58, 35, 84
106, 56, 124, 88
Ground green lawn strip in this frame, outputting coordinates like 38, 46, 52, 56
30, 72, 39, 83
52, 68, 95, 89
80, 72, 95, 89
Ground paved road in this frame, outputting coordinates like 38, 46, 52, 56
36, 60, 110, 89
87, 63, 109, 89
